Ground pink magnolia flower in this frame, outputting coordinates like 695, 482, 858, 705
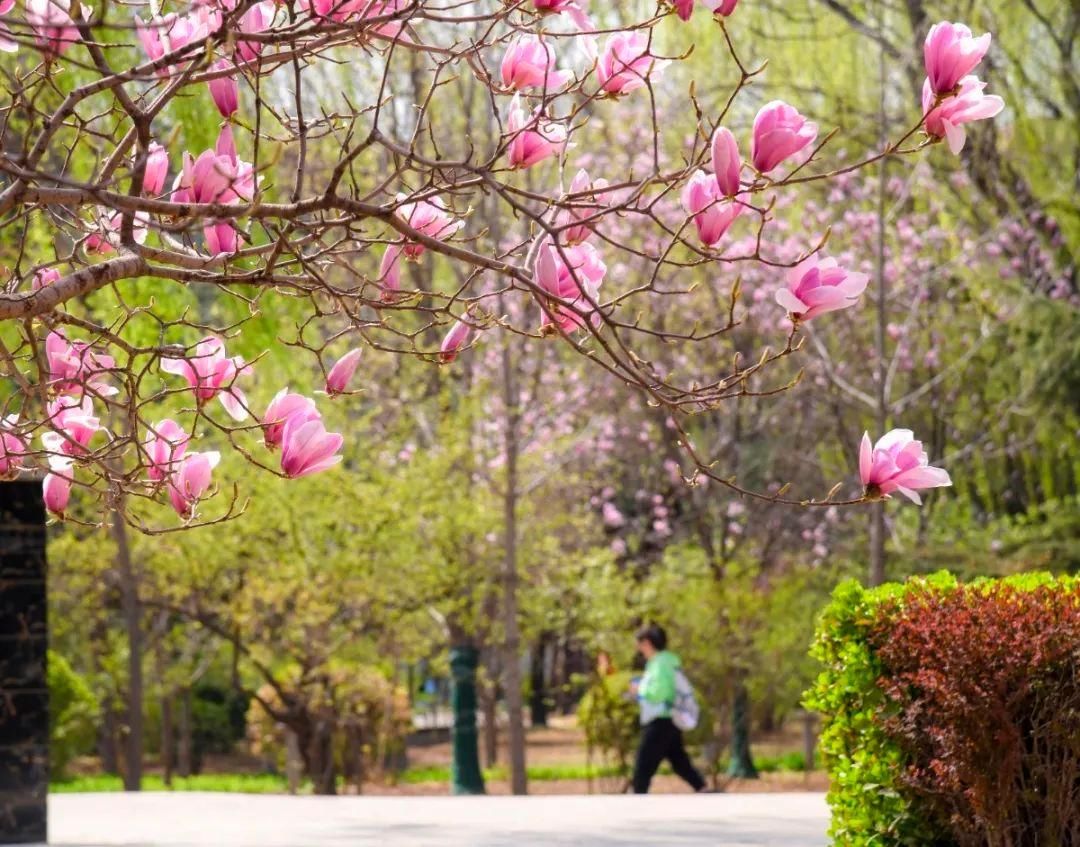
594, 32, 668, 97
439, 319, 473, 363
501, 35, 571, 92
326, 348, 362, 395
136, 7, 217, 69
556, 168, 610, 245
710, 126, 741, 197
160, 335, 250, 421
135, 15, 171, 64
506, 96, 567, 169
859, 429, 951, 504
361, 0, 412, 38
0, 415, 26, 479
85, 209, 149, 254
176, 127, 254, 205
299, 0, 402, 32
378, 242, 404, 302
680, 170, 742, 247
280, 415, 344, 478
0, 0, 17, 53
33, 267, 61, 291
167, 451, 220, 518
234, 1, 274, 64
751, 100, 818, 174
203, 220, 238, 255
673, 0, 694, 21
143, 143, 169, 196
921, 75, 1004, 155
45, 330, 118, 397
209, 60, 239, 117
703, 0, 738, 15
173, 128, 254, 255
43, 395, 101, 456
775, 255, 869, 321
143, 418, 190, 481
923, 21, 990, 96
26, 0, 79, 55
395, 195, 463, 259
261, 388, 320, 449
533, 239, 607, 332
43, 456, 74, 515
532, 0, 591, 30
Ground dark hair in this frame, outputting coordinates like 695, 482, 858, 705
635, 623, 667, 651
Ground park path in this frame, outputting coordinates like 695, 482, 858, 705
44, 792, 828, 846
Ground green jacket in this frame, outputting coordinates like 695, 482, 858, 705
639, 650, 680, 723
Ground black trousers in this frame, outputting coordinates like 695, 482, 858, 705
632, 717, 706, 794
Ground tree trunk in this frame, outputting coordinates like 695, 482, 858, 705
868, 16, 890, 590
499, 331, 528, 796
342, 726, 363, 794
160, 693, 174, 786
449, 642, 485, 795
154, 615, 174, 787
480, 658, 498, 769
284, 728, 303, 795
308, 719, 337, 795
177, 687, 193, 778
99, 707, 120, 775
726, 680, 758, 779
112, 510, 143, 791
529, 636, 548, 728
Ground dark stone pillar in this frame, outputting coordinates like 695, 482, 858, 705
0, 481, 48, 844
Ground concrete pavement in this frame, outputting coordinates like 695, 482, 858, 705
44, 792, 829, 846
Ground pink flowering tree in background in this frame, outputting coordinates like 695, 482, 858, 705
0, 0, 1006, 529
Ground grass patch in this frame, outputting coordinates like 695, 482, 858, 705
51, 753, 808, 792
751, 751, 807, 773
50, 773, 297, 794
399, 763, 625, 784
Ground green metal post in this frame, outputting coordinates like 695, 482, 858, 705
449, 645, 485, 795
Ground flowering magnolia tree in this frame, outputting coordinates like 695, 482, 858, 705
0, 0, 1002, 527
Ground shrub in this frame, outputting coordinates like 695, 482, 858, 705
872, 574, 1080, 845
806, 572, 1080, 847
47, 650, 99, 778
578, 671, 639, 778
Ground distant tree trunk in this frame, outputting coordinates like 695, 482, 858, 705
868, 11, 890, 589
500, 329, 528, 796
284, 728, 303, 794
177, 688, 193, 777
306, 719, 337, 795
341, 725, 363, 794
726, 680, 758, 779
99, 706, 120, 774
529, 636, 548, 728
479, 662, 498, 769
449, 641, 485, 795
112, 509, 143, 791
154, 616, 174, 786
160, 693, 174, 786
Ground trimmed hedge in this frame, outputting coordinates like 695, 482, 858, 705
805, 572, 1080, 847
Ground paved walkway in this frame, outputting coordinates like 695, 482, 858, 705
45, 792, 828, 846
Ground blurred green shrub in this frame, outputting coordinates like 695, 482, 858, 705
48, 650, 99, 778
